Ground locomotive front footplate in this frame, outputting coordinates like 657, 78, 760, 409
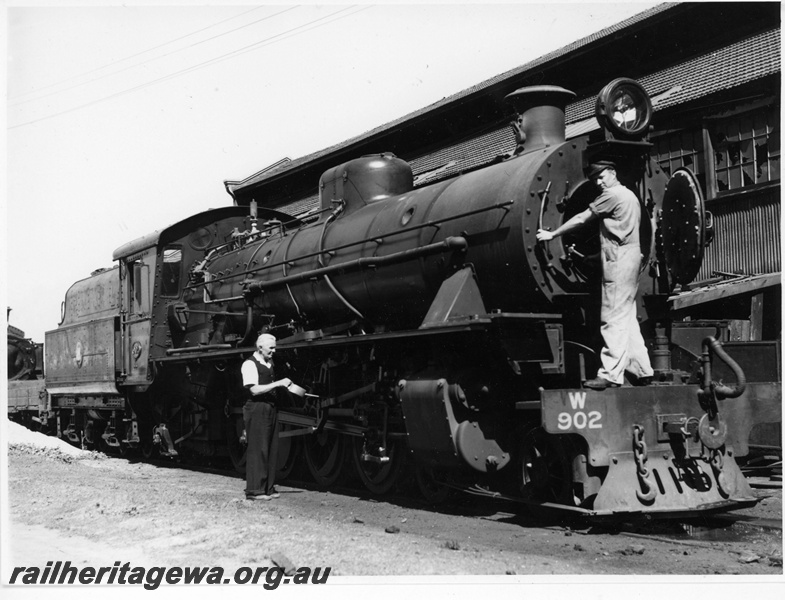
539, 386, 763, 516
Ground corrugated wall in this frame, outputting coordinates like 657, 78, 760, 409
696, 188, 781, 282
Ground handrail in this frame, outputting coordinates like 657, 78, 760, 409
242, 236, 468, 295
184, 199, 512, 290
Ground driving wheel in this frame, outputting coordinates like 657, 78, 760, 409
303, 430, 346, 487
351, 436, 406, 495
519, 426, 575, 504
414, 464, 453, 505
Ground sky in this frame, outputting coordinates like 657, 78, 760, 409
3, 0, 661, 343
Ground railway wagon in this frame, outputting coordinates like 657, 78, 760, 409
42, 78, 780, 517
7, 314, 47, 431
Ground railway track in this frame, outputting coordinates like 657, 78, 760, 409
134, 448, 781, 548
9, 418, 780, 574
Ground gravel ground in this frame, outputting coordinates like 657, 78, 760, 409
3, 419, 783, 599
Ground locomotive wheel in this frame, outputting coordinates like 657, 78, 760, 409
96, 420, 128, 457
81, 420, 98, 451
227, 414, 300, 479
114, 426, 130, 456
303, 430, 346, 488
275, 427, 300, 482
98, 431, 127, 457
414, 464, 453, 505
519, 427, 575, 504
226, 414, 247, 473
140, 422, 159, 460
96, 423, 111, 454
351, 437, 406, 495
141, 437, 157, 459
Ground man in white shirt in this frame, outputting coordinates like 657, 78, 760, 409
241, 333, 291, 500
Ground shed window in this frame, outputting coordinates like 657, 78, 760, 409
653, 128, 706, 192
710, 104, 780, 193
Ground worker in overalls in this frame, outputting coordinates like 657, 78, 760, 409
536, 160, 653, 389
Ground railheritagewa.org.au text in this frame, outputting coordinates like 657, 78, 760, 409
9, 561, 331, 590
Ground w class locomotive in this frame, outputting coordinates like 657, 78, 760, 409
43, 78, 779, 517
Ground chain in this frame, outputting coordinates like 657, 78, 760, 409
632, 425, 647, 475
705, 446, 724, 472
633, 425, 658, 503
704, 445, 728, 495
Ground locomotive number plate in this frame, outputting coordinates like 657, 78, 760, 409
539, 386, 684, 467
540, 388, 622, 466
554, 392, 603, 431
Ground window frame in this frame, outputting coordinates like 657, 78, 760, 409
160, 245, 183, 299
651, 97, 779, 202
702, 97, 780, 200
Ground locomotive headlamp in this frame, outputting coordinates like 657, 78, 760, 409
595, 78, 652, 139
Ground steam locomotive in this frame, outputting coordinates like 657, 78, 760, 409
40, 78, 780, 517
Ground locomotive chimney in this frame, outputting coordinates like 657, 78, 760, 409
504, 85, 576, 152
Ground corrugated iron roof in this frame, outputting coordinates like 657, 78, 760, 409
565, 27, 781, 123
405, 27, 781, 187
226, 2, 677, 190
279, 23, 781, 219
270, 23, 781, 219
230, 8, 780, 213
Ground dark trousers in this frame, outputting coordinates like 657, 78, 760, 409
243, 400, 278, 495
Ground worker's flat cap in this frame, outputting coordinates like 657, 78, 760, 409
585, 160, 616, 179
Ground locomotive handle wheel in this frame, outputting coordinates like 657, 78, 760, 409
557, 182, 603, 283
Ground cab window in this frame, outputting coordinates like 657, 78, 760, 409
161, 246, 182, 297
